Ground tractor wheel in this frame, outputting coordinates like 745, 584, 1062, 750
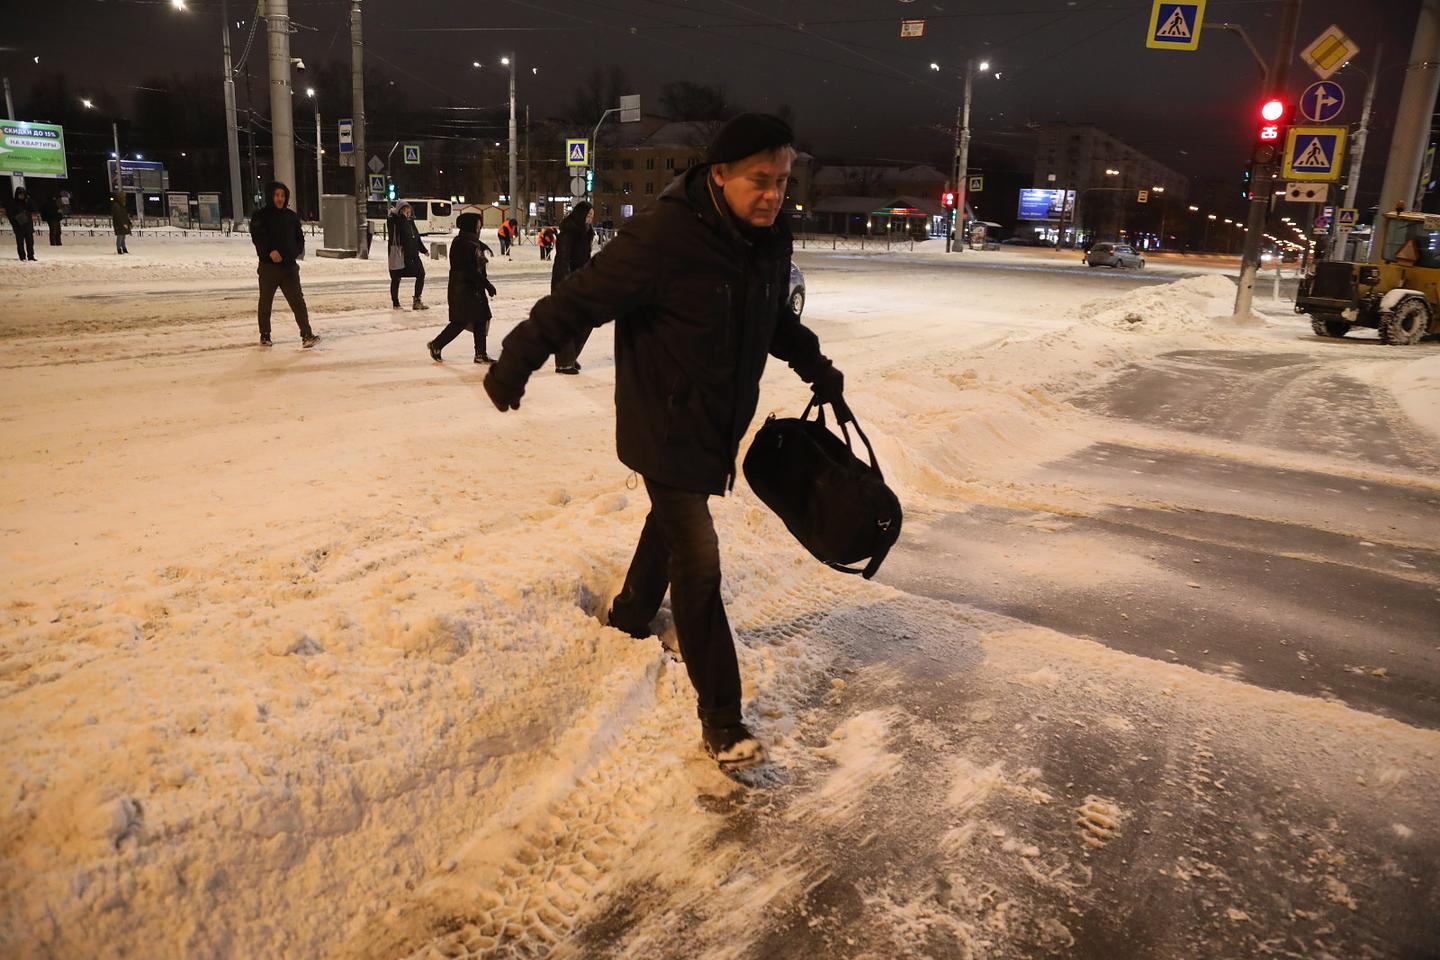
1310, 316, 1351, 338
1378, 298, 1430, 345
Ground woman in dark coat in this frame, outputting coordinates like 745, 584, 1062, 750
552, 201, 596, 374
387, 202, 429, 310
427, 212, 497, 363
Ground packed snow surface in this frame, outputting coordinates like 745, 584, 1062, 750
1, 235, 1437, 958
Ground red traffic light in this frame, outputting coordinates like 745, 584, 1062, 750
1260, 98, 1286, 122
941, 191, 956, 208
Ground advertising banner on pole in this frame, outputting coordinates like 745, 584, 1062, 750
1016, 188, 1075, 220
166, 191, 191, 227
0, 119, 69, 179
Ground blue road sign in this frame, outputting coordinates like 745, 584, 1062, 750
1300, 81, 1345, 123
1283, 125, 1346, 181
403, 144, 421, 165
368, 174, 385, 196
1146, 0, 1205, 51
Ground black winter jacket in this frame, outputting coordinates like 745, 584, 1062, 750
5, 191, 35, 231
389, 213, 427, 273
448, 230, 496, 320
249, 183, 304, 265
550, 218, 594, 292
493, 164, 831, 495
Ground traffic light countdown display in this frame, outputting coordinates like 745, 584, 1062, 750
1245, 97, 1290, 200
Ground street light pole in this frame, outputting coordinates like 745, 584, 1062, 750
952, 58, 974, 254
1328, 45, 1382, 258
506, 53, 518, 225
1376, 0, 1440, 243
308, 89, 323, 220
1233, 0, 1302, 322
264, 0, 297, 207
220, 0, 245, 225
350, 0, 368, 258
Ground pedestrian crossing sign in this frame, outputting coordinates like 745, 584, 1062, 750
566, 138, 590, 168
1283, 125, 1346, 182
403, 145, 420, 165
1336, 207, 1358, 229
1146, 0, 1205, 51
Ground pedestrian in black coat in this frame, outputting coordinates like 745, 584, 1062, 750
5, 187, 37, 261
40, 196, 63, 246
483, 114, 848, 771
550, 201, 596, 373
388, 202, 429, 310
248, 181, 318, 347
427, 212, 497, 363
110, 197, 133, 254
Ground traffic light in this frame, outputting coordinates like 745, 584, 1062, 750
387, 180, 397, 201
1240, 165, 1253, 201
1253, 97, 1290, 164
941, 190, 957, 209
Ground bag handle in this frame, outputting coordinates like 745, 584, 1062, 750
803, 399, 881, 477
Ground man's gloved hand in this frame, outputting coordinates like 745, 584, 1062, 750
810, 363, 853, 422
484, 362, 526, 412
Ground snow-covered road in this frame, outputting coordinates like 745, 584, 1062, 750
1, 235, 1437, 959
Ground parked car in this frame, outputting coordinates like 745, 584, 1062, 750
789, 262, 806, 318
1086, 242, 1145, 269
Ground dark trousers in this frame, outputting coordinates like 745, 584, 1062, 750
433, 306, 488, 357
47, 221, 61, 245
390, 268, 425, 305
257, 262, 313, 339
499, 236, 511, 256
13, 226, 34, 260
540, 246, 552, 260
554, 327, 592, 370
609, 477, 741, 728
116, 234, 128, 254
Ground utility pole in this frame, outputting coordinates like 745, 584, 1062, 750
1375, 0, 1440, 248
112, 121, 122, 197
1233, 0, 1302, 321
1328, 45, 1382, 258
524, 103, 531, 229
4, 75, 20, 196
220, 0, 245, 225
350, 0, 368, 257
951, 59, 974, 254
507, 53, 519, 225
264, 0, 296, 207
313, 98, 323, 214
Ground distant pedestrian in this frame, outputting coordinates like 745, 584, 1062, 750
388, 202, 429, 310
40, 195, 63, 246
248, 181, 318, 348
538, 225, 556, 260
427, 211, 497, 364
497, 218, 512, 257
551, 200, 596, 374
508, 218, 520, 253
5, 187, 37, 261
109, 197, 132, 255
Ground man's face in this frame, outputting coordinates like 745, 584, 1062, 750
712, 150, 792, 228
585, 210, 594, 225
271, 188, 286, 209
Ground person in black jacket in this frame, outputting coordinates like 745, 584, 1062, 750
5, 187, 37, 261
248, 181, 318, 348
388, 202, 429, 310
427, 212, 497, 364
40, 195, 63, 246
550, 201, 596, 374
483, 114, 847, 772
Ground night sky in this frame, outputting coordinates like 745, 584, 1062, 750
4, 0, 1423, 198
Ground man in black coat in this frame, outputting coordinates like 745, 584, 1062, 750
249, 181, 319, 347
551, 200, 595, 374
40, 195, 63, 246
483, 114, 846, 771
427, 211, 497, 363
5, 187, 37, 261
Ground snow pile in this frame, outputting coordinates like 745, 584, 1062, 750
1075, 273, 1238, 333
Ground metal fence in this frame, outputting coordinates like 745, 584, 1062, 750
793, 234, 918, 252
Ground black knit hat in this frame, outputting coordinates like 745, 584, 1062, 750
705, 113, 794, 164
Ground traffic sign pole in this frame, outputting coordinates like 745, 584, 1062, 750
1234, 0, 1301, 322
1329, 45, 1383, 259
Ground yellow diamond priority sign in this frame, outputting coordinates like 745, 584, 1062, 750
1300, 25, 1359, 80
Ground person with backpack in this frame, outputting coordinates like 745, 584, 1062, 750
109, 196, 132, 255
427, 211, 497, 364
551, 201, 596, 374
388, 202, 429, 310
482, 114, 846, 772
249, 181, 319, 348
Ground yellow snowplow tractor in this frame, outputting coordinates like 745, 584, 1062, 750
1296, 212, 1440, 345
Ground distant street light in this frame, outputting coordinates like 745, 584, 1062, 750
977, 60, 991, 71
473, 61, 481, 68
82, 98, 94, 109
1152, 186, 1165, 193
1208, 214, 1218, 220
172, 0, 185, 9
1188, 205, 1199, 211
930, 62, 940, 71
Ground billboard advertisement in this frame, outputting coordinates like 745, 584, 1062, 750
107, 160, 168, 193
1017, 188, 1075, 221
196, 192, 222, 229
1, 119, 69, 179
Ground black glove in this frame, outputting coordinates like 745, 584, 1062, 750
483, 362, 526, 412
485, 281, 497, 297
810, 363, 853, 422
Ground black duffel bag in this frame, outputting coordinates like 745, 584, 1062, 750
743, 401, 902, 579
